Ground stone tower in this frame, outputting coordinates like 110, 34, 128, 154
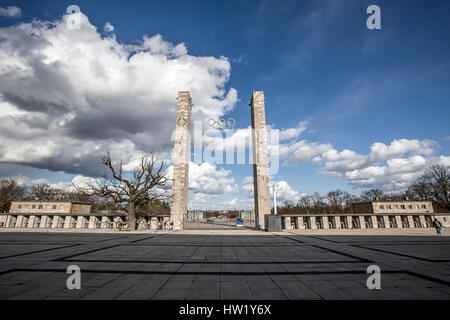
250, 91, 271, 230
170, 91, 192, 230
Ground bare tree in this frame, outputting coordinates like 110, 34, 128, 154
0, 179, 24, 213
310, 192, 326, 214
27, 184, 92, 202
276, 165, 449, 215
74, 152, 169, 230
325, 189, 352, 213
66, 190, 96, 203
136, 198, 170, 216
29, 184, 61, 201
410, 165, 449, 210
342, 192, 357, 213
360, 188, 384, 201
406, 181, 430, 200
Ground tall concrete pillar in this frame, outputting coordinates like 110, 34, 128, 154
359, 216, 366, 229
383, 216, 390, 228
370, 216, 378, 228
27, 216, 35, 228
114, 216, 124, 228
150, 217, 158, 230
54, 217, 58, 228
33, 216, 41, 228
64, 216, 71, 228
51, 216, 59, 229
5, 215, 12, 228
419, 215, 426, 228
101, 216, 112, 229
40, 215, 48, 228
284, 216, 291, 230
345, 216, 352, 229
323, 216, 330, 229
76, 216, 84, 229
395, 215, 402, 228
335, 217, 341, 229
310, 216, 317, 229
407, 215, 415, 228
16, 215, 24, 228
88, 216, 96, 229
250, 91, 271, 230
297, 217, 305, 229
170, 91, 192, 230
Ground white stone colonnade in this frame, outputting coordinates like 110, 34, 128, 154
278, 214, 450, 230
0, 214, 170, 230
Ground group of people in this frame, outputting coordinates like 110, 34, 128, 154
158, 219, 174, 231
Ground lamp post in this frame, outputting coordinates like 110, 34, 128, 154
273, 184, 277, 215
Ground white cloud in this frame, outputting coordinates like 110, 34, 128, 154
4, 175, 50, 188
0, 12, 238, 177
69, 175, 100, 191
369, 139, 435, 162
200, 127, 253, 155
166, 161, 236, 209
280, 140, 332, 164
0, 6, 21, 17
271, 180, 302, 202
233, 54, 244, 64
438, 155, 450, 167
196, 120, 315, 168
104, 22, 114, 33
315, 138, 437, 172
1, 10, 448, 204
241, 176, 301, 203
188, 162, 235, 194
190, 192, 212, 204
1, 174, 100, 193
222, 198, 238, 207
278, 121, 307, 141
314, 138, 446, 191
241, 176, 254, 195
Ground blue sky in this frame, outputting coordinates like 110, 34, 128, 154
0, 0, 449, 209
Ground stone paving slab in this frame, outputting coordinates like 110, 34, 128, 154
0, 230, 449, 300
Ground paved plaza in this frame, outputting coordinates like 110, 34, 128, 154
0, 228, 449, 300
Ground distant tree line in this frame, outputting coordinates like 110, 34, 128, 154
0, 152, 171, 230
274, 165, 449, 215
203, 210, 241, 218
1, 164, 448, 219
0, 180, 170, 216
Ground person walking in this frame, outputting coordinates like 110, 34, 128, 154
164, 221, 167, 230
432, 218, 443, 235
170, 220, 174, 230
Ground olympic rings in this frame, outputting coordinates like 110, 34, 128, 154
227, 118, 235, 129
207, 117, 235, 129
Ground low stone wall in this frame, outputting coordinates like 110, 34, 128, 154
2, 213, 449, 232
281, 213, 450, 230
0, 213, 170, 231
